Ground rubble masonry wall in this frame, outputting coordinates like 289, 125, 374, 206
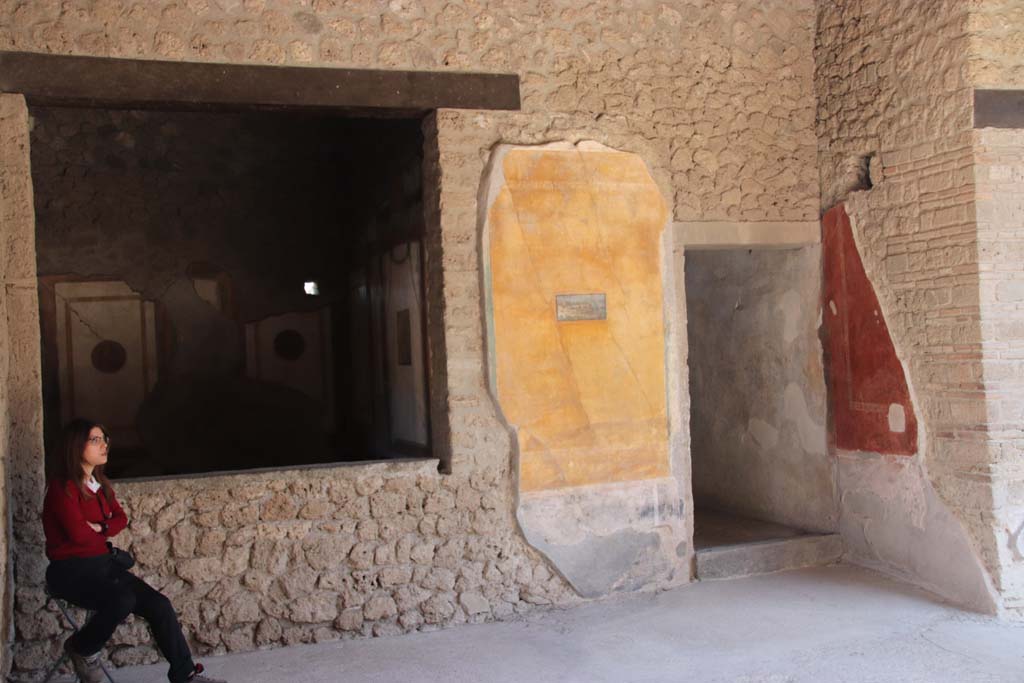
1, 0, 822, 675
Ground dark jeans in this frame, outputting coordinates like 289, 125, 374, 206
47, 555, 196, 683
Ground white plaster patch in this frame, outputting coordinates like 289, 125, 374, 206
835, 453, 997, 613
829, 300, 837, 316
888, 403, 906, 433
747, 418, 779, 450
782, 383, 827, 455
779, 290, 801, 344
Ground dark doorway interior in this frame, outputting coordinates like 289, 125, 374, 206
684, 247, 841, 579
31, 106, 431, 478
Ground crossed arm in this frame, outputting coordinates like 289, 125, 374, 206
45, 482, 128, 541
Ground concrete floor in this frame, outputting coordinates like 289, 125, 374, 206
107, 565, 1024, 683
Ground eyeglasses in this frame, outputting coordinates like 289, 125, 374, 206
87, 435, 111, 447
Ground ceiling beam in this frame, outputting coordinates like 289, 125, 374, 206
0, 51, 520, 114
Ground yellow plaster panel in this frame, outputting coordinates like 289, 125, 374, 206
488, 148, 670, 492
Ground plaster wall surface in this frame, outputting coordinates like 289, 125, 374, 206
482, 143, 687, 598
1, 0, 823, 675
486, 146, 670, 493
837, 451, 996, 611
686, 247, 836, 533
814, 0, 1002, 612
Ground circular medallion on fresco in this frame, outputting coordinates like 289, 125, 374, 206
273, 329, 305, 361
91, 340, 127, 374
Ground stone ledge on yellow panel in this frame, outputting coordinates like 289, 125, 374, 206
484, 142, 670, 493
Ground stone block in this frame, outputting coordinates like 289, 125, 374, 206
458, 591, 490, 615
348, 542, 376, 570
223, 625, 255, 652
335, 608, 364, 632
420, 594, 456, 624
255, 618, 283, 646
279, 565, 318, 600
154, 502, 189, 533
260, 493, 299, 521
303, 532, 356, 570
251, 539, 290, 575
695, 534, 843, 580
170, 523, 198, 558
289, 592, 338, 623
362, 594, 398, 621
393, 584, 430, 613
223, 544, 252, 576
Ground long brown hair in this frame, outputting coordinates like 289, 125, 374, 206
53, 418, 114, 499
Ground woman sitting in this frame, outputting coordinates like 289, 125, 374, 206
43, 418, 225, 683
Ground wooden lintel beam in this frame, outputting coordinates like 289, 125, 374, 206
0, 51, 520, 113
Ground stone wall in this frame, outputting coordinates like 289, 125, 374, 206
814, 0, 1002, 612
972, 128, 1024, 615
0, 95, 46, 676
0, 0, 821, 224
686, 247, 836, 533
968, 0, 1024, 87
968, 0, 1024, 619
14, 460, 578, 671
1, 0, 825, 675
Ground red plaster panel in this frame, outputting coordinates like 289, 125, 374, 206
822, 204, 917, 455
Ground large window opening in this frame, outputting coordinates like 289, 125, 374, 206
32, 105, 432, 478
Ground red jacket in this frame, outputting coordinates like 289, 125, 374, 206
43, 479, 128, 561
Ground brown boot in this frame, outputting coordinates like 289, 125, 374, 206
64, 636, 105, 683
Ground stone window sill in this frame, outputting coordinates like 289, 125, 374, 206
114, 456, 440, 491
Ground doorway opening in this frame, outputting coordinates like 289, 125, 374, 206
685, 247, 840, 578
32, 105, 432, 478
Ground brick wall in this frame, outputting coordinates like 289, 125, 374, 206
815, 0, 1004, 607
967, 0, 1024, 618
816, 0, 1024, 614
972, 128, 1024, 615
